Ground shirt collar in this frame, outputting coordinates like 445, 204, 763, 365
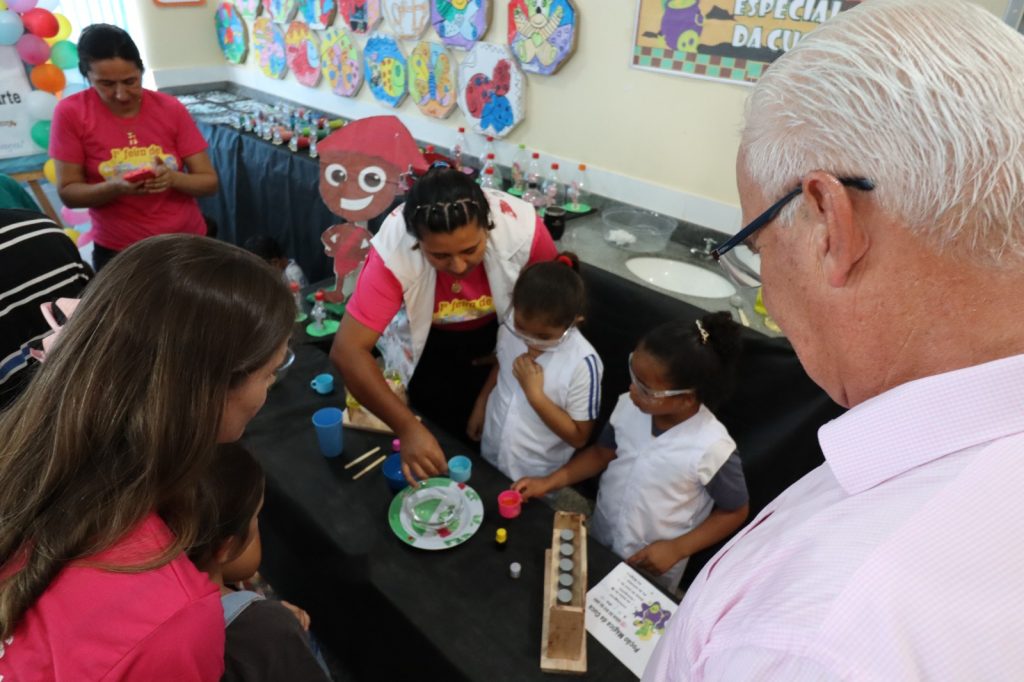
819, 353, 1024, 495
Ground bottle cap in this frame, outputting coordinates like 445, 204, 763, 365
314, 289, 325, 301
289, 281, 300, 292
392, 438, 401, 452
518, 143, 526, 150
559, 558, 574, 572
458, 126, 465, 132
532, 152, 540, 159
487, 152, 495, 159
485, 167, 494, 174
509, 561, 521, 579
578, 163, 587, 171
557, 588, 573, 604
551, 162, 559, 170
487, 136, 494, 142
560, 529, 575, 542
426, 144, 435, 153
496, 528, 507, 543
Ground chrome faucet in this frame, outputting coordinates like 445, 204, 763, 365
689, 237, 718, 260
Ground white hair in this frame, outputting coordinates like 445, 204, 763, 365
741, 0, 1024, 266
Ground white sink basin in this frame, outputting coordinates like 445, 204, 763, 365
625, 257, 736, 299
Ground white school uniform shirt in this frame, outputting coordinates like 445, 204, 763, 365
590, 394, 736, 589
481, 324, 602, 481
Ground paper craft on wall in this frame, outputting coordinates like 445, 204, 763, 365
215, 3, 249, 64
253, 16, 289, 78
507, 0, 576, 75
297, 0, 337, 28
364, 32, 407, 108
318, 116, 427, 302
408, 41, 456, 119
320, 25, 363, 96
236, 0, 263, 19
262, 0, 298, 22
431, 0, 489, 50
285, 20, 322, 86
383, 0, 430, 40
339, 0, 382, 34
457, 41, 525, 138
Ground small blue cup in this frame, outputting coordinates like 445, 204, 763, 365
448, 455, 471, 483
310, 373, 334, 394
311, 407, 343, 458
382, 453, 406, 493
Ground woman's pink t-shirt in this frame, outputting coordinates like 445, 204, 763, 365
0, 513, 224, 681
49, 88, 208, 251
346, 216, 558, 333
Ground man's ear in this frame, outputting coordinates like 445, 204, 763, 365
803, 171, 870, 289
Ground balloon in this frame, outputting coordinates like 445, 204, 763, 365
20, 7, 56, 38
29, 119, 49, 149
24, 89, 56, 119
30, 63, 64, 93
0, 10, 22, 45
48, 39, 76, 70
15, 32, 48, 64
60, 205, 91, 226
43, 158, 56, 184
43, 11, 68, 45
0, 1, 7, 10
7, 0, 36, 11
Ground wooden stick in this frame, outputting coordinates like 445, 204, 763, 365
351, 455, 387, 480
343, 445, 382, 470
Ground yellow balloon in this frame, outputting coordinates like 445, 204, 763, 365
43, 158, 57, 185
63, 228, 79, 245
45, 14, 72, 46
0, 1, 7, 10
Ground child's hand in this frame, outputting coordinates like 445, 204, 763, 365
512, 476, 552, 501
512, 354, 544, 398
627, 540, 682, 576
466, 400, 485, 442
280, 600, 311, 631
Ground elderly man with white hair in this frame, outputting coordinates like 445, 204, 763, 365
643, 0, 1024, 679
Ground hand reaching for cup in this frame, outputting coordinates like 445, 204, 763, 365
512, 475, 554, 501
398, 421, 448, 487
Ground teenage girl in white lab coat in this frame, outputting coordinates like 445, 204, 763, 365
468, 253, 603, 481
514, 313, 750, 590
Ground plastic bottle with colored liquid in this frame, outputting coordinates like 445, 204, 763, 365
509, 144, 528, 196
311, 290, 328, 331
479, 166, 500, 189
542, 163, 562, 207
290, 281, 307, 322
565, 163, 591, 213
453, 127, 469, 171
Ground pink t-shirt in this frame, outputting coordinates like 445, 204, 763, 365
0, 513, 224, 681
346, 216, 558, 333
49, 88, 208, 251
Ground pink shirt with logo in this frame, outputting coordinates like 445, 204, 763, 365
0, 513, 224, 681
49, 88, 208, 251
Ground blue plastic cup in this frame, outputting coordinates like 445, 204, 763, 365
311, 407, 343, 458
448, 455, 471, 483
382, 453, 406, 493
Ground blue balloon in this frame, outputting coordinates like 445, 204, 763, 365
0, 11, 24, 47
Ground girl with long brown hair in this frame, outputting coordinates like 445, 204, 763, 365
0, 234, 294, 680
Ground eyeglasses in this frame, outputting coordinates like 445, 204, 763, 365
502, 311, 575, 351
711, 176, 875, 289
628, 352, 694, 400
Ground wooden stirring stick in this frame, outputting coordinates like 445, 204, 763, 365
344, 445, 381, 470
352, 455, 387, 480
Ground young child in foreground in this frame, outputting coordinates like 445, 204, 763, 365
469, 252, 603, 481
514, 313, 750, 590
188, 442, 330, 682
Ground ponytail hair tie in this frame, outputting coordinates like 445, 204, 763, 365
556, 254, 574, 268
695, 319, 710, 345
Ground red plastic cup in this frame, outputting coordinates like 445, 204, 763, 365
498, 490, 522, 519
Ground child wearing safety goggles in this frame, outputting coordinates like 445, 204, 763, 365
513, 313, 749, 591
468, 253, 603, 482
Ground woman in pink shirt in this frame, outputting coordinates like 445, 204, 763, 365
50, 24, 219, 271
0, 235, 295, 681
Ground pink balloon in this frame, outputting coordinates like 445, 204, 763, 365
60, 205, 91, 226
15, 32, 48, 65
8, 0, 38, 12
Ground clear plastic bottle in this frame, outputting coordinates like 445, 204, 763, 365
525, 152, 543, 187
509, 144, 528, 196
290, 281, 307, 321
479, 166, 500, 189
288, 121, 300, 152
311, 290, 328, 331
542, 162, 562, 207
271, 120, 283, 145
452, 127, 469, 171
308, 128, 318, 158
483, 135, 497, 163
483, 153, 503, 186
565, 163, 591, 213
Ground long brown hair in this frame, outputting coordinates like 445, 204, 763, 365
0, 234, 294, 639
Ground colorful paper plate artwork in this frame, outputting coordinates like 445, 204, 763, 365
364, 32, 407, 108
431, 0, 489, 50
297, 0, 338, 28
285, 21, 322, 86
507, 0, 576, 75
262, 0, 299, 22
253, 17, 289, 78
236, 0, 263, 19
339, 0, 382, 34
457, 41, 525, 138
215, 3, 249, 65
320, 26, 363, 97
382, 0, 430, 40
408, 41, 456, 118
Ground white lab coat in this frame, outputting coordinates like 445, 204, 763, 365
482, 325, 602, 481
590, 394, 736, 590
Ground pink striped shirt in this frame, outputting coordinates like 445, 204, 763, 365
644, 353, 1024, 681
